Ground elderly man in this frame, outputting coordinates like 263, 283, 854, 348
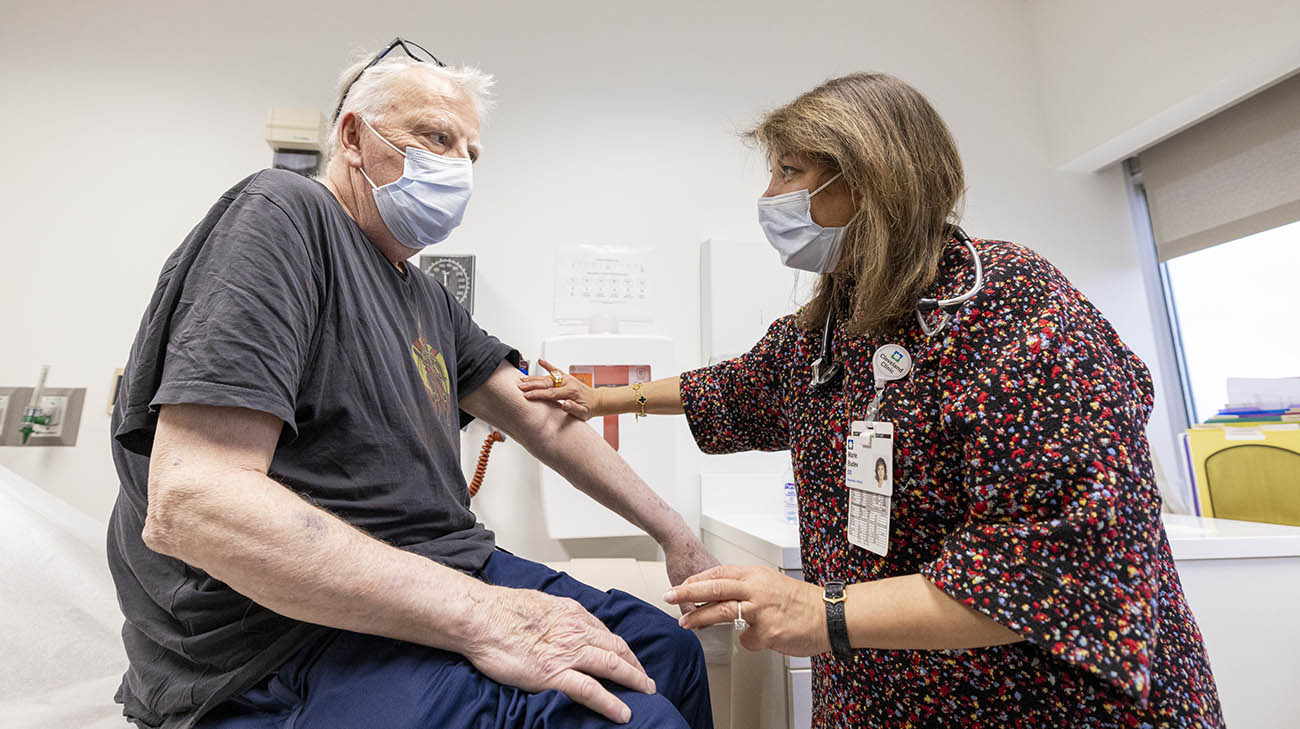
107, 39, 716, 729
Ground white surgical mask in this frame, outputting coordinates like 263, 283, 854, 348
757, 171, 845, 273
359, 116, 473, 250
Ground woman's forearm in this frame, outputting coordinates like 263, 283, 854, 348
846, 574, 1022, 650
593, 376, 684, 417
669, 566, 1023, 655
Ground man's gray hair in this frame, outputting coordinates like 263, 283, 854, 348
324, 53, 495, 163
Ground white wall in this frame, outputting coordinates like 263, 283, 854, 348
1028, 0, 1300, 171
1, 0, 1176, 561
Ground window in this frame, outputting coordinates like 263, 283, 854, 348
1164, 220, 1300, 423
1135, 72, 1300, 430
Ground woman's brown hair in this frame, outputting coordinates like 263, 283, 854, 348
746, 72, 965, 336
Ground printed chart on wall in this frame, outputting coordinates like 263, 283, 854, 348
554, 246, 653, 322
568, 365, 651, 451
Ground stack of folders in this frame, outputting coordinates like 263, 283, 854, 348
1182, 377, 1300, 525
1202, 405, 1300, 424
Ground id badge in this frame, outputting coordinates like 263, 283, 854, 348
845, 421, 893, 556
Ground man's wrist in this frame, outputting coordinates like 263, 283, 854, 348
451, 580, 502, 656
649, 514, 698, 551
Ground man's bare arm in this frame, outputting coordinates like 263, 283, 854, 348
462, 363, 718, 586
142, 403, 652, 723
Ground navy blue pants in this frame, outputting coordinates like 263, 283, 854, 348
196, 550, 712, 729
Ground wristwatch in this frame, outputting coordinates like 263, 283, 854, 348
823, 580, 852, 660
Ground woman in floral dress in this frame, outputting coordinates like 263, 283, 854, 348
521, 72, 1223, 729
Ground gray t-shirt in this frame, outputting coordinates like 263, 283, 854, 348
106, 169, 516, 729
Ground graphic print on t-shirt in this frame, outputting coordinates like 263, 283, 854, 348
411, 335, 452, 416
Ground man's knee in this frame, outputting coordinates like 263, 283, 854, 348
661, 619, 707, 674
613, 600, 707, 710
611, 593, 700, 655
662, 625, 710, 708
619, 690, 692, 729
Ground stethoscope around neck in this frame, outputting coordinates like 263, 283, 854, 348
809, 226, 983, 392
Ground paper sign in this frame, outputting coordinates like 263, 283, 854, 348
554, 246, 653, 322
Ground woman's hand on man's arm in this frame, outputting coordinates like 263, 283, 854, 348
518, 357, 607, 420
518, 357, 684, 419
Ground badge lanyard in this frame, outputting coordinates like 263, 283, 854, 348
844, 344, 912, 556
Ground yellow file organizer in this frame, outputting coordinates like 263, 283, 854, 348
1186, 425, 1300, 526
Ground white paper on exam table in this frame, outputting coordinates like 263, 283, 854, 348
0, 464, 129, 727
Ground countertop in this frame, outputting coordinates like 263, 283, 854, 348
700, 474, 1300, 568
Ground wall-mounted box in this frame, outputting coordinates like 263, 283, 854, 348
266, 108, 327, 152
0, 387, 86, 447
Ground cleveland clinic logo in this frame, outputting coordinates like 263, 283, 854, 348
873, 345, 912, 382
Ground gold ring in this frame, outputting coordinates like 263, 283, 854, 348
550, 370, 564, 387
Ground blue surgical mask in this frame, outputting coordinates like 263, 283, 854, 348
359, 116, 473, 250
757, 171, 845, 273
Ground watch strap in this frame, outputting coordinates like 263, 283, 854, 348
824, 580, 852, 660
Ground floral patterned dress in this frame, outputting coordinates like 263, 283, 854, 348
680, 240, 1223, 728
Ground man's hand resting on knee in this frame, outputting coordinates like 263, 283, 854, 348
465, 588, 655, 723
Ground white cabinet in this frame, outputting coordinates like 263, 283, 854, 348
700, 474, 811, 729
1163, 515, 1300, 729
787, 668, 813, 729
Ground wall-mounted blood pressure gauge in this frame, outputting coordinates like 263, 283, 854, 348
420, 254, 476, 314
